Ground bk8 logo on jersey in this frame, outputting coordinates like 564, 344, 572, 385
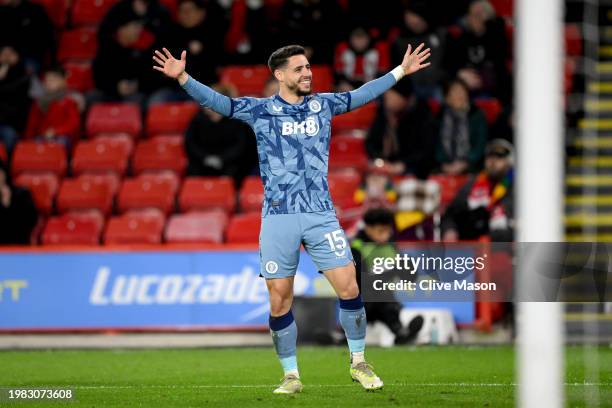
281, 116, 319, 137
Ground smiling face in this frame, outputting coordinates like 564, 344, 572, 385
274, 54, 312, 97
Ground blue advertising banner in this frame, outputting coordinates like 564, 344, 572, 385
0, 250, 474, 330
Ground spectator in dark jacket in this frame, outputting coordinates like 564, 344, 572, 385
25, 66, 81, 148
435, 78, 487, 174
442, 139, 514, 242
0, 0, 56, 73
92, 0, 173, 103
185, 84, 257, 185
0, 160, 38, 245
366, 82, 436, 179
0, 46, 31, 155
390, 1, 446, 99
443, 0, 510, 100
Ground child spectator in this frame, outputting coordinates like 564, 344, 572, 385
25, 66, 80, 148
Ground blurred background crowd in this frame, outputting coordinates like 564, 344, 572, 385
0, 0, 580, 246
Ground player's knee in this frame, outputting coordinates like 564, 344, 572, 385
337, 282, 360, 300
269, 297, 292, 316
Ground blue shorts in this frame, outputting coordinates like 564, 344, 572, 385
259, 210, 354, 279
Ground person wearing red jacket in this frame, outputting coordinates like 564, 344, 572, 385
25, 66, 80, 148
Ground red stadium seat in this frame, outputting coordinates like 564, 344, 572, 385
14, 172, 60, 215
0, 143, 6, 162
427, 98, 441, 115
72, 139, 130, 176
57, 27, 97, 62
31, 0, 69, 27
117, 174, 178, 214
86, 103, 142, 139
311, 65, 334, 93
565, 24, 582, 57
220, 65, 270, 96
79, 172, 121, 195
71, 0, 119, 26
41, 212, 104, 245
239, 176, 264, 213
11, 141, 67, 177
329, 136, 368, 172
140, 171, 181, 194
92, 133, 134, 156
132, 136, 187, 175
474, 98, 503, 125
164, 210, 229, 244
332, 102, 377, 132
489, 0, 513, 17
226, 212, 261, 243
428, 174, 470, 207
64, 62, 94, 92
179, 176, 236, 213
328, 170, 361, 207
56, 176, 115, 214
104, 210, 165, 244
145, 102, 199, 136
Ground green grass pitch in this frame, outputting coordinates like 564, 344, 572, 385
1, 346, 611, 407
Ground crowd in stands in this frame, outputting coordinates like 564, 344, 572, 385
0, 0, 567, 246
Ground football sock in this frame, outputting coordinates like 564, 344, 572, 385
269, 309, 299, 377
339, 294, 367, 366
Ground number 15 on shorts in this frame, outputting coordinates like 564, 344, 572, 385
324, 230, 347, 257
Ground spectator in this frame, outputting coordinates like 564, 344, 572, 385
280, 0, 343, 63
184, 84, 257, 185
351, 208, 424, 345
92, 0, 173, 103
0, 160, 38, 245
262, 76, 279, 98
24, 66, 80, 149
334, 27, 390, 91
443, 0, 510, 100
490, 105, 514, 144
365, 82, 437, 179
0, 46, 31, 156
441, 139, 514, 242
435, 78, 487, 175
390, 1, 446, 99
0, 0, 56, 73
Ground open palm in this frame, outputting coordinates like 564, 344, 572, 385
152, 48, 186, 79
401, 43, 431, 76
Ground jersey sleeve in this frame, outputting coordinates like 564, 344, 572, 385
229, 96, 258, 124
318, 92, 352, 116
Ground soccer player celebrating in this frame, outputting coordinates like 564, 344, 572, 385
153, 43, 430, 394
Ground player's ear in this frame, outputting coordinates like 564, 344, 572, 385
273, 69, 283, 82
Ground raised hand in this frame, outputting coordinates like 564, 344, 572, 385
153, 48, 186, 80
401, 43, 431, 76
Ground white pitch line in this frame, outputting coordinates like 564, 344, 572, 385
70, 383, 612, 390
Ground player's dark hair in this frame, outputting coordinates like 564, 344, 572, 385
267, 45, 306, 72
363, 208, 395, 228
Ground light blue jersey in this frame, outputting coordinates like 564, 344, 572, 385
181, 72, 397, 215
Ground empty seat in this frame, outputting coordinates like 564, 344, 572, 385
71, 0, 119, 26
86, 102, 142, 139
329, 136, 368, 172
64, 62, 94, 92
92, 133, 134, 156
164, 210, 228, 244
146, 102, 199, 136
11, 141, 67, 177
56, 176, 115, 214
132, 136, 187, 175
0, 143, 6, 162
14, 172, 60, 215
220, 65, 270, 96
58, 27, 97, 62
239, 176, 264, 213
179, 176, 236, 213
328, 170, 361, 207
104, 210, 165, 244
117, 174, 178, 214
474, 98, 503, 125
332, 102, 377, 132
226, 212, 261, 243
428, 174, 470, 207
565, 24, 582, 57
41, 212, 104, 245
311, 65, 333, 92
72, 139, 130, 176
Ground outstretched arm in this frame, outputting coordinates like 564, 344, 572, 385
348, 43, 431, 111
153, 48, 231, 116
